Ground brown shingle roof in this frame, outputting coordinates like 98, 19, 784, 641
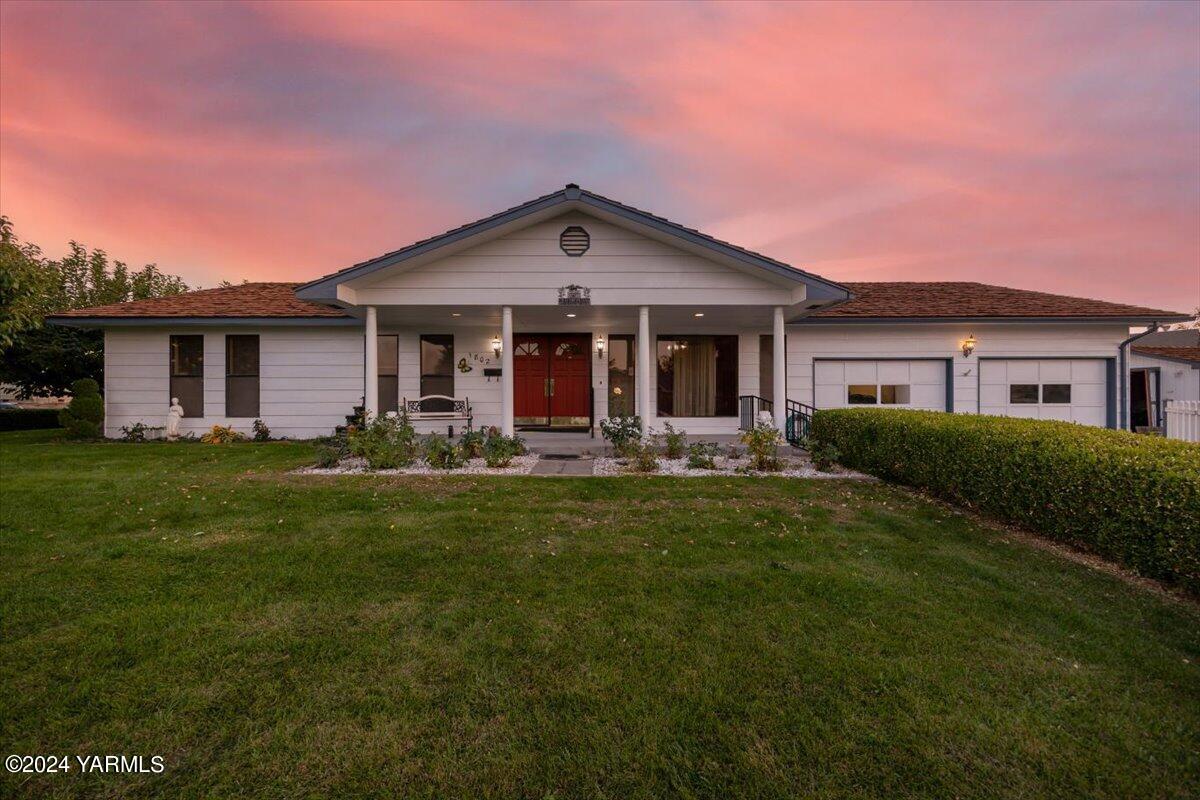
1131, 345, 1200, 364
48, 282, 351, 319
810, 282, 1186, 320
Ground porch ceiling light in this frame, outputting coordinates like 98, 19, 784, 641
491, 335, 502, 359
961, 333, 977, 358
451, 312, 461, 317
694, 312, 704, 317
566, 313, 577, 318
595, 335, 605, 357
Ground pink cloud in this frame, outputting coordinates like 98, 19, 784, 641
1, 0, 1196, 311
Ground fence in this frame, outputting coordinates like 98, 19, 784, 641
1165, 400, 1200, 443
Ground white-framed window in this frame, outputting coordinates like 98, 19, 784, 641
1009, 383, 1072, 404
847, 384, 911, 405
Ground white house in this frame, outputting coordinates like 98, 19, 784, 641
1127, 329, 1200, 434
49, 185, 1190, 441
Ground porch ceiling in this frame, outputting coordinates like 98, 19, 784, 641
373, 304, 782, 329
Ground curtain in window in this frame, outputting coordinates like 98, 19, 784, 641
671, 338, 716, 416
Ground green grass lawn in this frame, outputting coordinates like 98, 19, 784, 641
1, 430, 1197, 799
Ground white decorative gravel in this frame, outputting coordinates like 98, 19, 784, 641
297, 455, 538, 476
591, 456, 869, 479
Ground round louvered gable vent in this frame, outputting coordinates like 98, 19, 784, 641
559, 226, 590, 257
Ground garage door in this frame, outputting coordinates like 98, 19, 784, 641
979, 359, 1107, 427
814, 360, 947, 411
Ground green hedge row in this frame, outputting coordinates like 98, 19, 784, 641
811, 409, 1200, 593
0, 408, 62, 431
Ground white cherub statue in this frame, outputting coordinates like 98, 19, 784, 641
166, 397, 184, 440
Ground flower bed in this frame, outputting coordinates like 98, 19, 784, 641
592, 455, 867, 479
298, 454, 539, 476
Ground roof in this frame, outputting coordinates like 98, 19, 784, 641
1131, 345, 1200, 365
805, 282, 1187, 322
294, 183, 851, 303
1130, 329, 1200, 348
47, 283, 353, 324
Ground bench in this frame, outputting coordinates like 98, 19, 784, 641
401, 395, 473, 435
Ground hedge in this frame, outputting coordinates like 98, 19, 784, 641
0, 408, 62, 431
811, 409, 1200, 593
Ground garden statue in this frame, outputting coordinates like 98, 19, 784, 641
757, 409, 774, 427
166, 397, 184, 440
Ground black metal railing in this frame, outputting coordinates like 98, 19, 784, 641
784, 399, 816, 446
738, 395, 774, 430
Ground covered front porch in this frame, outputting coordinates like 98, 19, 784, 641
359, 303, 793, 439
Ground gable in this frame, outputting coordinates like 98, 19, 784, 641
347, 210, 799, 307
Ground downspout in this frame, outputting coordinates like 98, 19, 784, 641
1118, 323, 1161, 430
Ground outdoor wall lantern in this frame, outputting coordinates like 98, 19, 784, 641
491, 335, 503, 360
595, 335, 605, 357
961, 333, 977, 358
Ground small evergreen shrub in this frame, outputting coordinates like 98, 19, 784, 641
483, 433, 525, 468
740, 421, 782, 472
59, 378, 104, 439
811, 408, 1200, 593
601, 415, 642, 458
424, 433, 466, 470
807, 439, 840, 472
119, 422, 162, 442
313, 442, 344, 468
347, 411, 419, 469
626, 440, 659, 473
0, 408, 60, 431
686, 441, 721, 470
661, 422, 687, 459
252, 419, 271, 442
459, 428, 487, 458
200, 424, 245, 444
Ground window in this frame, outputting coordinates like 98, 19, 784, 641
169, 335, 204, 417
656, 335, 737, 417
420, 334, 454, 411
607, 335, 635, 417
378, 335, 398, 415
1041, 384, 1071, 404
880, 384, 911, 405
1010, 384, 1039, 404
847, 385, 877, 404
225, 335, 259, 417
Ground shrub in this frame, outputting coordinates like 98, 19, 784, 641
600, 415, 642, 458
459, 428, 487, 458
313, 442, 344, 468
252, 419, 271, 442
625, 439, 659, 473
686, 441, 721, 470
347, 411, 418, 469
661, 422, 686, 459
59, 378, 103, 439
0, 408, 60, 431
740, 421, 782, 472
424, 433, 466, 470
811, 408, 1200, 593
807, 439, 840, 472
200, 424, 245, 444
483, 433, 525, 468
119, 422, 163, 442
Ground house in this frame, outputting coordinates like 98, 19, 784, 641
48, 185, 1190, 441
1128, 329, 1200, 432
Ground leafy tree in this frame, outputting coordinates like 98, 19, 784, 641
0, 216, 190, 397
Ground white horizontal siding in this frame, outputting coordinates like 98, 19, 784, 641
104, 327, 364, 439
786, 323, 1125, 427
351, 210, 795, 307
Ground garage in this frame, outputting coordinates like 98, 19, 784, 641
978, 358, 1109, 427
813, 359, 949, 411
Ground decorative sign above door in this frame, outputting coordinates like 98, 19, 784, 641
557, 284, 591, 305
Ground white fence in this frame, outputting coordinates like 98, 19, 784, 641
1164, 400, 1200, 443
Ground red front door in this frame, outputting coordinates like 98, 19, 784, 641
513, 333, 591, 427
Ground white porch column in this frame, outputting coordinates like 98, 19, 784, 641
501, 306, 514, 436
364, 305, 379, 420
773, 306, 787, 433
638, 305, 651, 436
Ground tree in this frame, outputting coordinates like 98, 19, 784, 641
0, 217, 190, 397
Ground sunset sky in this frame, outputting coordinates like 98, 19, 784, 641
2, 0, 1198, 312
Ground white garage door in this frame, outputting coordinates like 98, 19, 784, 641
979, 359, 1107, 427
814, 360, 947, 411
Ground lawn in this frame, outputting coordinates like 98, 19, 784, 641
1, 430, 1197, 799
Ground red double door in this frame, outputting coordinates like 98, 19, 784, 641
513, 334, 591, 427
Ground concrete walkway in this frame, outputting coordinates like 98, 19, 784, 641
529, 457, 596, 476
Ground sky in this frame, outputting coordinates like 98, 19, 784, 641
2, 0, 1198, 312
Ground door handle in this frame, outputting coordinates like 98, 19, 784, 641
544, 378, 549, 397
549, 378, 555, 396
